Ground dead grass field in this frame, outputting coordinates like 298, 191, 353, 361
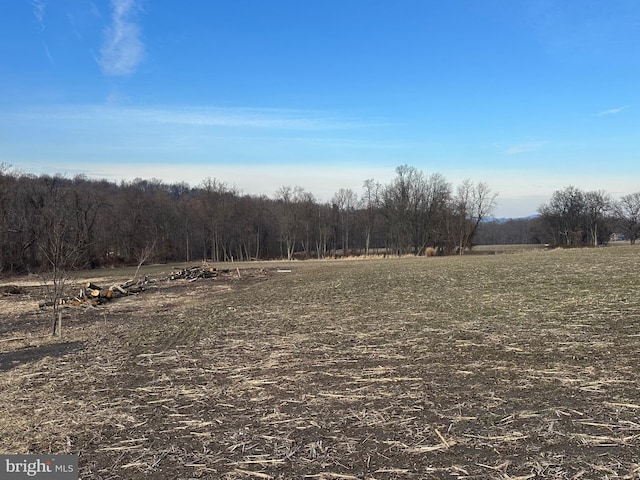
1, 247, 639, 479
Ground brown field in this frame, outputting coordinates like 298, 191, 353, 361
1, 247, 639, 479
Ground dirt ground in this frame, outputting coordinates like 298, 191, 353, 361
1, 249, 639, 479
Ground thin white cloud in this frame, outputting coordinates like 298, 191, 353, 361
42, 41, 54, 66
67, 13, 83, 41
504, 141, 548, 155
26, 161, 396, 204
31, 0, 46, 30
141, 108, 321, 129
98, 0, 144, 76
138, 107, 356, 130
593, 106, 628, 117
30, 1, 54, 65
12, 105, 376, 131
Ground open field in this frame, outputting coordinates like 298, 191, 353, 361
1, 247, 639, 479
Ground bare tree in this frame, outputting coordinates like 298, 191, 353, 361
332, 188, 358, 256
35, 179, 82, 335
200, 177, 234, 262
296, 189, 317, 258
382, 165, 424, 255
419, 172, 451, 253
382, 166, 454, 255
362, 179, 381, 256
613, 192, 640, 244
315, 203, 333, 259
132, 239, 157, 281
275, 186, 298, 260
448, 180, 497, 254
538, 186, 586, 247
584, 190, 612, 247
0, 163, 12, 272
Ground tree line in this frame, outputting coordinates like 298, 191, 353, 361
0, 164, 498, 274
3, 161, 634, 275
535, 186, 640, 247
477, 186, 640, 247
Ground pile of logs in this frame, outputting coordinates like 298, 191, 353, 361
80, 277, 156, 302
169, 265, 230, 282
38, 264, 237, 309
39, 276, 156, 309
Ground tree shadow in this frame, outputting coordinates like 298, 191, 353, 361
0, 341, 84, 372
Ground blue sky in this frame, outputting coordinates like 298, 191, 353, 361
1, 0, 639, 217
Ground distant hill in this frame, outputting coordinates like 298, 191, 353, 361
477, 215, 541, 245
487, 214, 539, 224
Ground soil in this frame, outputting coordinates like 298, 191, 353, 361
1, 252, 639, 479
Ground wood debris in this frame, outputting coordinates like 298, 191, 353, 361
37, 264, 254, 309
169, 265, 228, 282
38, 276, 157, 309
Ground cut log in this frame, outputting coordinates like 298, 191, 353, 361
69, 297, 84, 307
